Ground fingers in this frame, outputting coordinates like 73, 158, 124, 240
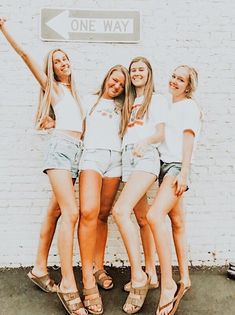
0, 17, 7, 26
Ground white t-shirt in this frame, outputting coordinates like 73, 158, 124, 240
82, 95, 122, 151
159, 98, 201, 163
122, 94, 168, 147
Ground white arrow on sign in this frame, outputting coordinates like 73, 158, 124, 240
46, 10, 134, 40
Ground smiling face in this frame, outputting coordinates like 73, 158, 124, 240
52, 50, 71, 80
169, 66, 190, 100
130, 61, 149, 88
102, 70, 125, 99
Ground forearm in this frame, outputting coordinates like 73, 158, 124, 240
1, 24, 26, 58
145, 123, 165, 145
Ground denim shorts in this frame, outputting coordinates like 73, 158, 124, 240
122, 144, 160, 182
159, 161, 189, 190
79, 148, 122, 177
43, 132, 83, 179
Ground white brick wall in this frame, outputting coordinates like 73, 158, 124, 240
0, 0, 234, 267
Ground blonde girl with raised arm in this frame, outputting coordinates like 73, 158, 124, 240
0, 18, 87, 315
112, 56, 168, 314
147, 65, 201, 315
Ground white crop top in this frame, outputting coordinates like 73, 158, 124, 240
53, 84, 83, 133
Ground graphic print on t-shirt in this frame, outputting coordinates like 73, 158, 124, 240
97, 106, 117, 119
128, 103, 144, 127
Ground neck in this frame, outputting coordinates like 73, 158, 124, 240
135, 86, 145, 97
101, 92, 112, 100
172, 94, 187, 103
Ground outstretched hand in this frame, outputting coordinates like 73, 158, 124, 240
172, 173, 188, 196
0, 17, 6, 28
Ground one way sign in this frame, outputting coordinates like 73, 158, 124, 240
40, 8, 140, 43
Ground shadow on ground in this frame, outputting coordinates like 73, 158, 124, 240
0, 266, 234, 315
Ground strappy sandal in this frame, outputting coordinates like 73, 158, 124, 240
94, 269, 114, 290
27, 270, 57, 293
57, 286, 88, 315
124, 279, 159, 292
123, 274, 150, 314
83, 285, 103, 315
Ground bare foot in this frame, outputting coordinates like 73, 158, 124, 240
156, 281, 178, 315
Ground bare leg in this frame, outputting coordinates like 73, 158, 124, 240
147, 176, 182, 315
32, 179, 76, 277
47, 170, 79, 292
78, 170, 103, 313
169, 198, 191, 288
113, 171, 156, 313
93, 177, 120, 288
134, 194, 158, 284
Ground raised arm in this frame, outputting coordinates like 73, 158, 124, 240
0, 17, 48, 90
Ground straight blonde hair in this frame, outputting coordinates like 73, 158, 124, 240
89, 65, 131, 137
120, 56, 155, 137
35, 48, 84, 129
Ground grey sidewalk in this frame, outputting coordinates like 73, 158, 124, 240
0, 266, 234, 315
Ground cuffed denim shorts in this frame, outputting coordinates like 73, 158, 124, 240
159, 161, 189, 191
122, 144, 160, 182
79, 148, 122, 177
43, 131, 83, 179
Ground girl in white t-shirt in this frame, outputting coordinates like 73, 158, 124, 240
0, 18, 87, 315
147, 65, 201, 315
113, 57, 168, 314
78, 65, 131, 315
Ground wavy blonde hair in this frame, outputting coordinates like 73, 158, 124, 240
175, 65, 198, 99
89, 64, 131, 136
120, 56, 155, 137
35, 48, 84, 129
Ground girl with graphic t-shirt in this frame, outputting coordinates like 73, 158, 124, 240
0, 18, 87, 315
147, 65, 201, 315
113, 56, 168, 314
78, 65, 131, 315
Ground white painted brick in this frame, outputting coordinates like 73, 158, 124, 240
0, 0, 234, 268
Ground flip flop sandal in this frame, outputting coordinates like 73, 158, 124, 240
156, 283, 181, 315
123, 274, 150, 314
57, 286, 88, 315
124, 280, 159, 292
83, 285, 103, 315
94, 269, 114, 290
27, 270, 57, 293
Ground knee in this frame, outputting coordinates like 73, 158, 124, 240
61, 209, 79, 225
48, 206, 61, 220
112, 203, 127, 224
98, 208, 110, 224
80, 205, 99, 223
135, 212, 148, 228
170, 214, 185, 233
146, 207, 162, 227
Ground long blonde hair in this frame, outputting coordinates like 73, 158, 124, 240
35, 48, 84, 129
89, 65, 131, 136
120, 56, 155, 137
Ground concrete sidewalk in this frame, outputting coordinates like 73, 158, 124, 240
0, 266, 234, 315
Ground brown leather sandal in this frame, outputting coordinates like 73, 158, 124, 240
94, 269, 114, 290
27, 270, 57, 293
57, 286, 88, 315
123, 275, 150, 314
83, 285, 103, 315
124, 279, 159, 292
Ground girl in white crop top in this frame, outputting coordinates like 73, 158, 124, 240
0, 18, 87, 315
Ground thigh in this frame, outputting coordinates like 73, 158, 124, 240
133, 194, 149, 217
116, 171, 156, 214
150, 176, 181, 217
100, 177, 121, 215
79, 170, 103, 214
47, 169, 77, 212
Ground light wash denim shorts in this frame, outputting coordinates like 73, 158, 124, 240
43, 131, 83, 179
122, 144, 160, 182
79, 148, 122, 177
159, 160, 189, 190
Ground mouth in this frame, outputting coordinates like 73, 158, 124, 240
169, 83, 178, 89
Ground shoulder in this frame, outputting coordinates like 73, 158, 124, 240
150, 93, 169, 110
81, 94, 98, 114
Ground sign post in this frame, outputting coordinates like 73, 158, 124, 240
41, 8, 140, 43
